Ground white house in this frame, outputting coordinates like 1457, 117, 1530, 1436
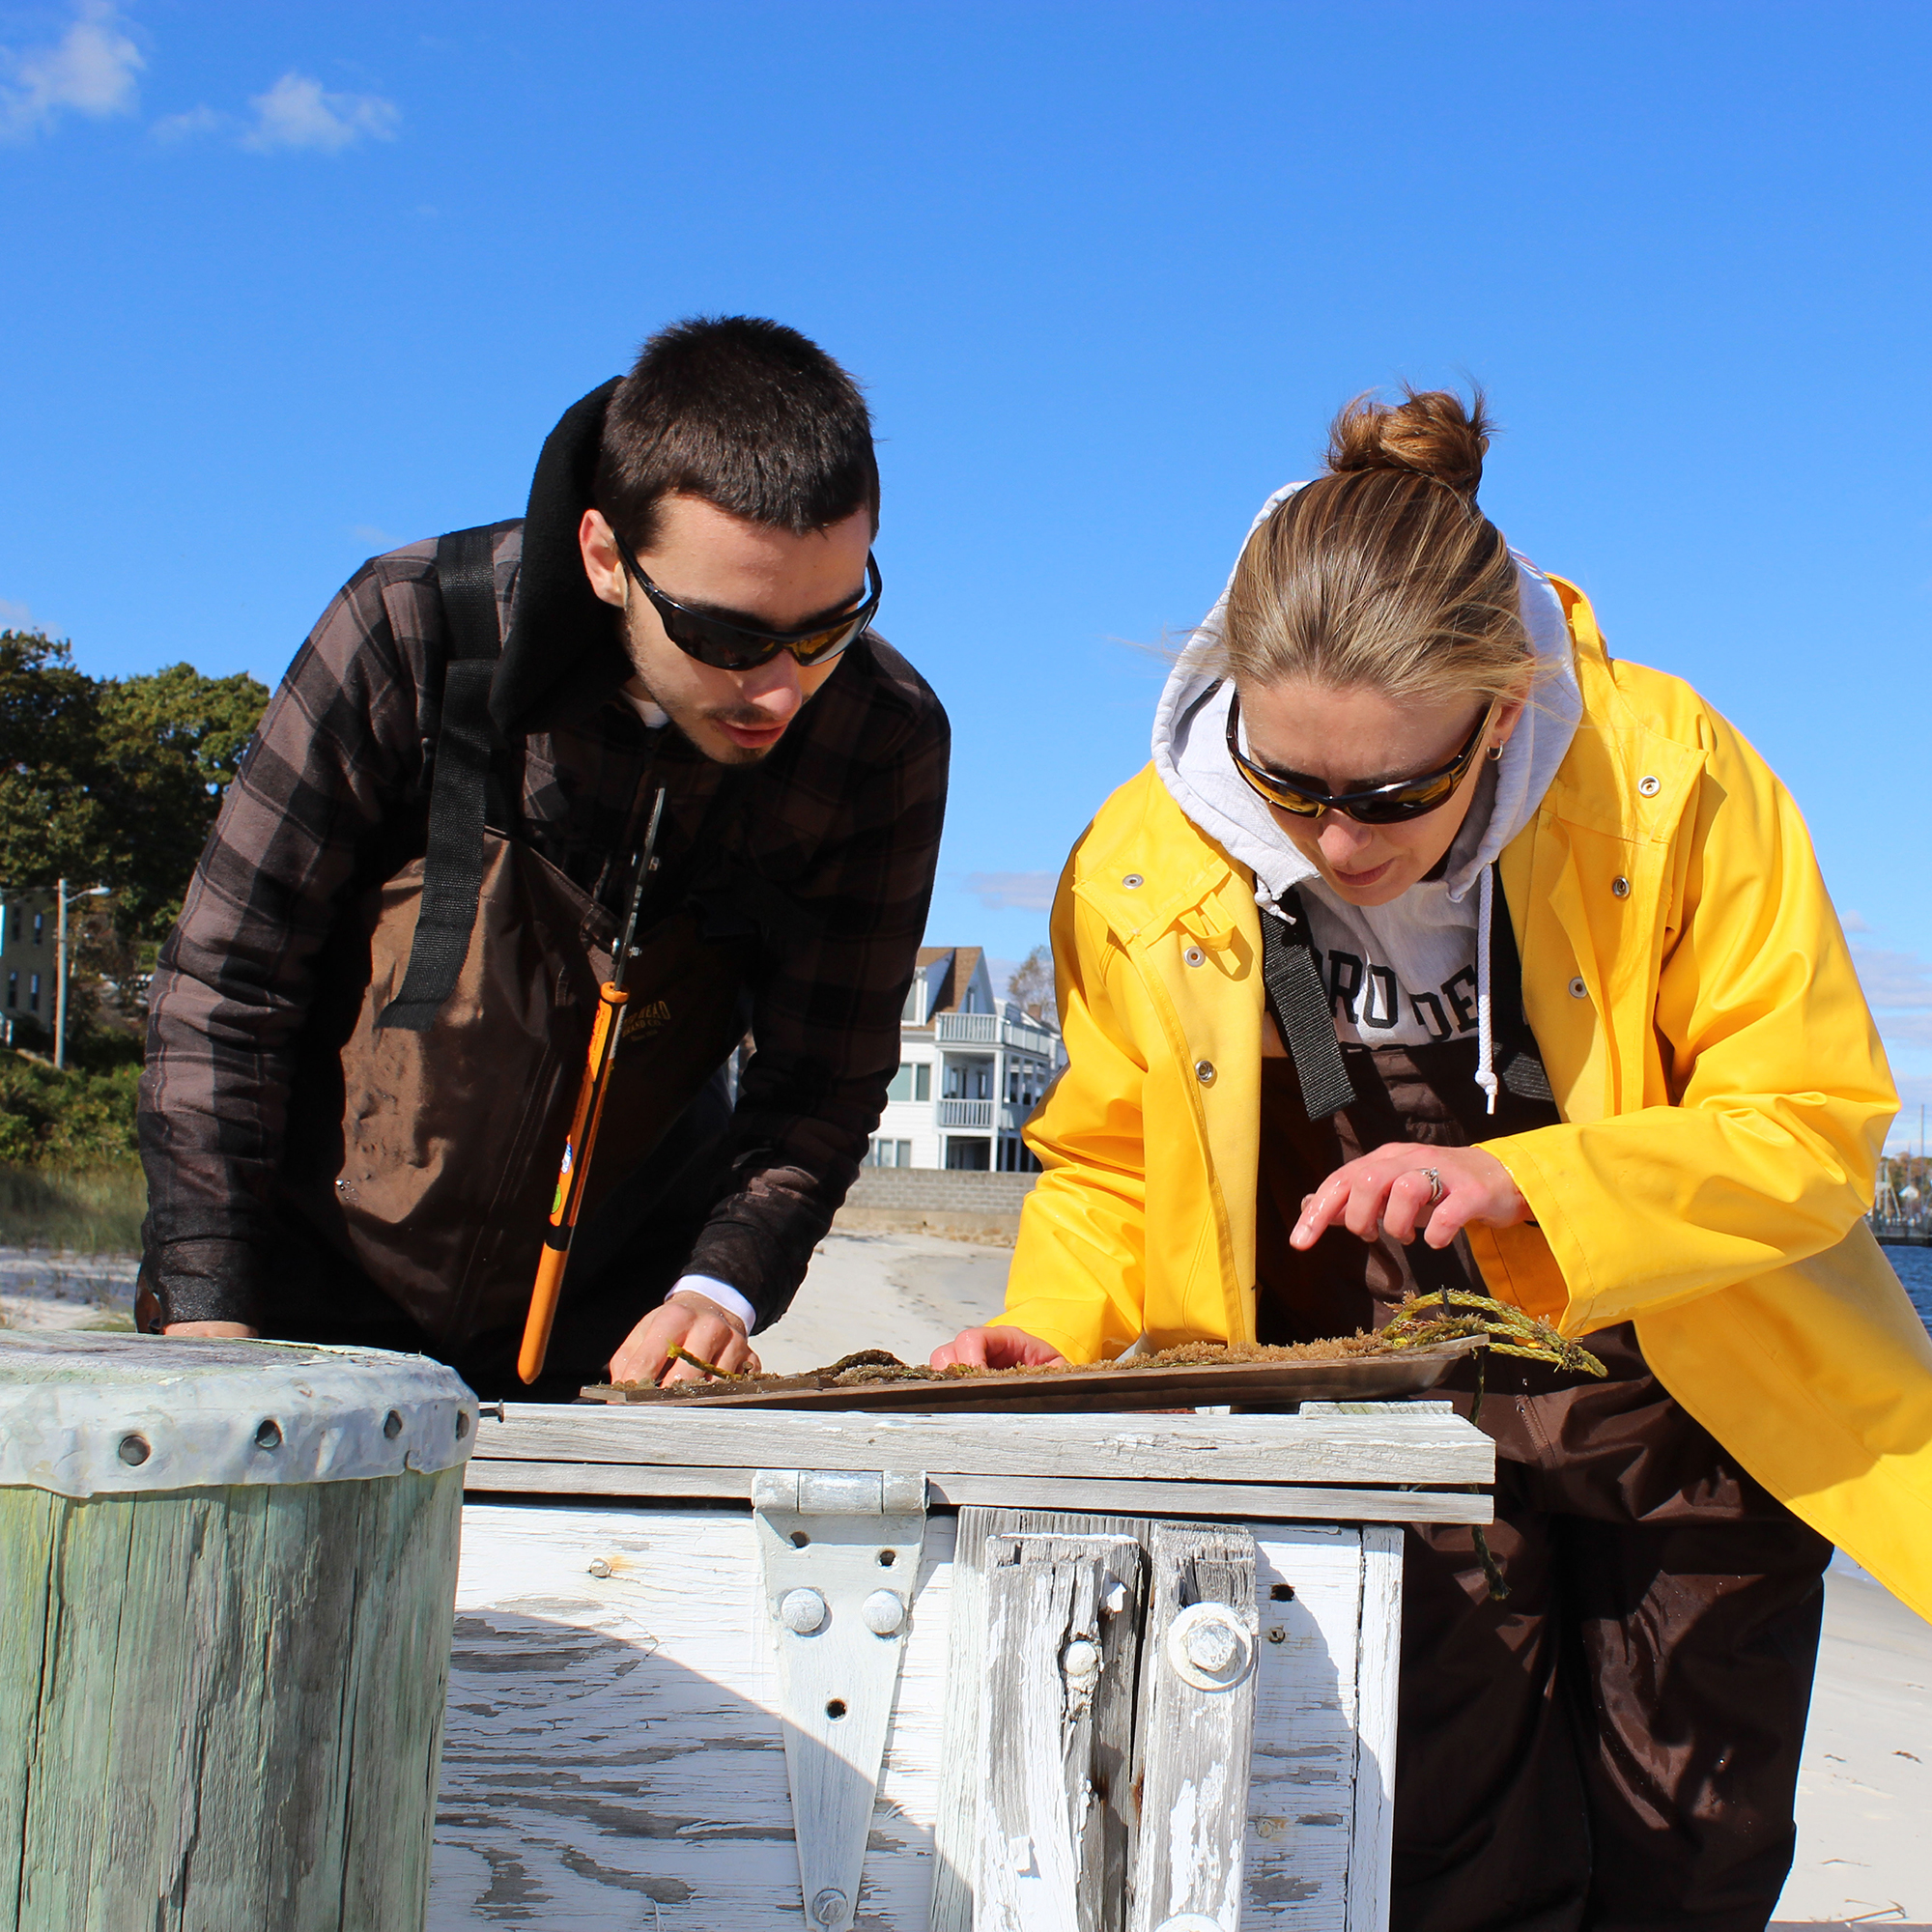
866, 946, 1066, 1172
0, 892, 54, 1046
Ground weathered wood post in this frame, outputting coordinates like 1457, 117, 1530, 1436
0, 1329, 476, 1932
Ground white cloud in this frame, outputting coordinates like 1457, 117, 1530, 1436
0, 1, 142, 140
1853, 946, 1932, 1013
240, 71, 398, 154
965, 870, 1058, 912
151, 102, 224, 144
0, 596, 35, 630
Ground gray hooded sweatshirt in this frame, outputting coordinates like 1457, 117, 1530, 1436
1151, 482, 1581, 1113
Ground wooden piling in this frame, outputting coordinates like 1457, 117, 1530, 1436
0, 1332, 476, 1932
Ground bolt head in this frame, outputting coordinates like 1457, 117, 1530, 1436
1184, 1620, 1238, 1673
811, 1886, 849, 1924
1062, 1636, 1101, 1678
862, 1588, 906, 1635
780, 1587, 828, 1634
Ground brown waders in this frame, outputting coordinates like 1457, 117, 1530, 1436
1253, 891, 1829, 1932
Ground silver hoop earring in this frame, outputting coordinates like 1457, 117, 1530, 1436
1487, 743, 1504, 763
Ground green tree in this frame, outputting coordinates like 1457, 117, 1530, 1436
0, 629, 269, 946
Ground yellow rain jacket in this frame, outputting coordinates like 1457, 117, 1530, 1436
1003, 578, 1932, 1621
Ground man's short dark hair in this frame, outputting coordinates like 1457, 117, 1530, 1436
595, 316, 879, 552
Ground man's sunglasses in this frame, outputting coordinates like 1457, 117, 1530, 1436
1226, 688, 1497, 824
611, 528, 882, 672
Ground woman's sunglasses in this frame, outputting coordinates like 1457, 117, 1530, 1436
611, 529, 882, 672
1226, 688, 1497, 824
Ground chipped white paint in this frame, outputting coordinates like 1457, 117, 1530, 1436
432, 1491, 1422, 1925
1345, 1526, 1404, 1932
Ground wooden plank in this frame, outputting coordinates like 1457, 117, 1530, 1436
474, 1405, 1495, 1488
1129, 1524, 1261, 1932
463, 1460, 1494, 1525
2, 1467, 462, 1931
583, 1341, 1478, 1413
430, 1501, 959, 1927
930, 1508, 1151, 1932
1346, 1525, 1404, 1932
977, 1535, 1145, 1932
1242, 1530, 1364, 1929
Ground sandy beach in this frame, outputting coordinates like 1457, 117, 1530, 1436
5, 1232, 1926, 1919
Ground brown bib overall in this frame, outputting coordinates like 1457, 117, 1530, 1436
1255, 887, 1830, 1932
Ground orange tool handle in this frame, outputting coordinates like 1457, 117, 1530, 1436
517, 982, 629, 1385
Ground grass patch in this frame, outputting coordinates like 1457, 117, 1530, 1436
0, 1164, 146, 1253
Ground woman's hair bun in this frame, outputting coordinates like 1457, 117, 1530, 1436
1325, 385, 1492, 498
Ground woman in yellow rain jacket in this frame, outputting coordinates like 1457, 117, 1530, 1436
939, 390, 1932, 1932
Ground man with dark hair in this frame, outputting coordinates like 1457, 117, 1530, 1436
138, 317, 949, 1395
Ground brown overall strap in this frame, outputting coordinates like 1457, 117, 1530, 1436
1261, 888, 1355, 1120
377, 525, 503, 1031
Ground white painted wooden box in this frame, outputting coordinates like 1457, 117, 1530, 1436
431, 1401, 1492, 1932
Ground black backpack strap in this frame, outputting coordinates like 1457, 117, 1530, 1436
377, 526, 504, 1032
1260, 887, 1356, 1121
1487, 868, 1556, 1104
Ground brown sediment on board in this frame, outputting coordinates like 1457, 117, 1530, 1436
580, 1292, 1589, 1408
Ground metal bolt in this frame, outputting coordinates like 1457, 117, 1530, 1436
118, 1433, 150, 1466
1122, 873, 1144, 889
1568, 977, 1588, 1000
862, 1589, 906, 1635
781, 1587, 828, 1634
1266, 1626, 1287, 1644
1063, 1637, 1101, 1678
1637, 775, 1661, 797
1183, 946, 1206, 968
1184, 1620, 1238, 1674
587, 1558, 611, 1578
1195, 1060, 1216, 1086
1611, 876, 1630, 898
811, 1888, 850, 1925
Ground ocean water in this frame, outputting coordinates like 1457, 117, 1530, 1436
1884, 1241, 1932, 1334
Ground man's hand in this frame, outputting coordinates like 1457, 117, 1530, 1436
930, 1325, 1066, 1372
162, 1321, 260, 1339
608, 1289, 762, 1387
1292, 1142, 1530, 1252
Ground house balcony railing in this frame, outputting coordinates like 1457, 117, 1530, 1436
932, 1011, 1057, 1058
936, 1098, 994, 1129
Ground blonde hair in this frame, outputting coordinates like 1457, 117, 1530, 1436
1222, 387, 1530, 708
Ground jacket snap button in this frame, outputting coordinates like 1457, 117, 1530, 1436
1637, 775, 1661, 797
1611, 876, 1631, 898
1195, 1060, 1216, 1085
1122, 873, 1144, 890
1568, 977, 1588, 999
1183, 946, 1206, 968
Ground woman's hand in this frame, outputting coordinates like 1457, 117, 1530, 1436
609, 1289, 763, 1387
930, 1325, 1066, 1372
1292, 1142, 1530, 1251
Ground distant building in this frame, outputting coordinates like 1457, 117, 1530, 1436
867, 946, 1065, 1172
0, 891, 54, 1046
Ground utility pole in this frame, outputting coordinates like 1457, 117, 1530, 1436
54, 878, 67, 1071
53, 879, 110, 1072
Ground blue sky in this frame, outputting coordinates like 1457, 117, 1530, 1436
4, 1, 1930, 1141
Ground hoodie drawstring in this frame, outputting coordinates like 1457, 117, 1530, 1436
1475, 865, 1499, 1116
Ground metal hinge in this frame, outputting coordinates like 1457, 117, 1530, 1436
753, 1468, 928, 1929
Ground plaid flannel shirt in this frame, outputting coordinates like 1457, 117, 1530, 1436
139, 525, 949, 1330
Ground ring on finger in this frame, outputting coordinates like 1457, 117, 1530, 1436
1420, 1167, 1443, 1208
